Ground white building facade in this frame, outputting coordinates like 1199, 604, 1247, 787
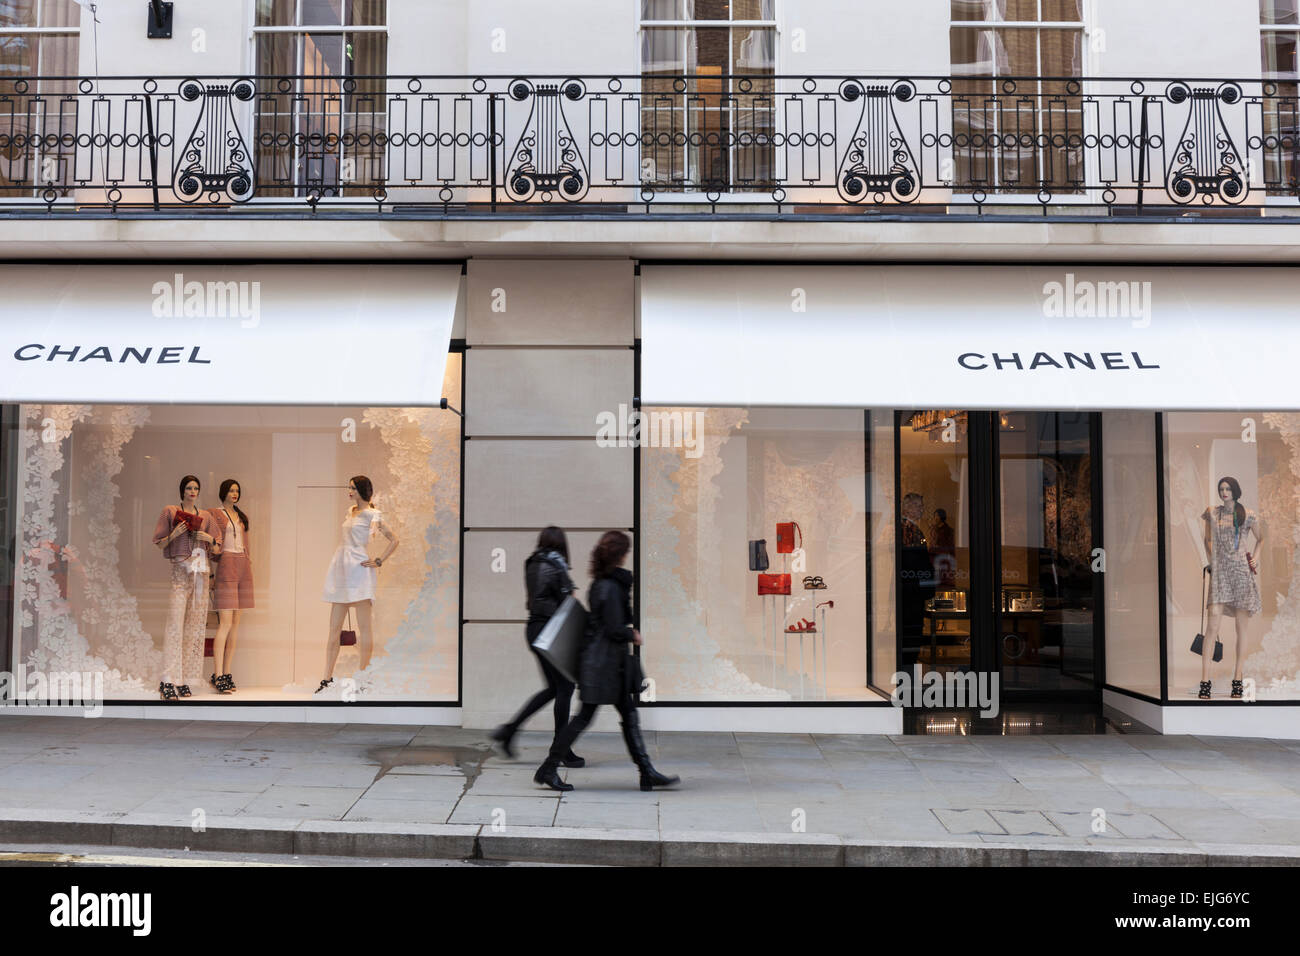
2, 0, 1300, 738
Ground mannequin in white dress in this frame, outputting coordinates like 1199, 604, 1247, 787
317, 475, 398, 693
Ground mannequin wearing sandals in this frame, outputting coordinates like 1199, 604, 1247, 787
316, 476, 398, 695
151, 475, 216, 701
1199, 476, 1266, 700
209, 479, 254, 695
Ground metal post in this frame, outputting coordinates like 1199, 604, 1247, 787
144, 92, 161, 211
489, 92, 499, 213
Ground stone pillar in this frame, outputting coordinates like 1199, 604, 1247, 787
460, 259, 635, 732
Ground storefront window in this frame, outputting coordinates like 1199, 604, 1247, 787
640, 406, 881, 701
1101, 411, 1160, 699
1164, 411, 1300, 700
898, 409, 972, 678
7, 354, 461, 702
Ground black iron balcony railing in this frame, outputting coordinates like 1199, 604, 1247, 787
2, 73, 1299, 218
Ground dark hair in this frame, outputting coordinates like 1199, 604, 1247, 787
178, 475, 200, 501
935, 508, 948, 522
218, 479, 250, 531
536, 525, 569, 563
590, 530, 631, 579
350, 475, 374, 504
1218, 476, 1246, 527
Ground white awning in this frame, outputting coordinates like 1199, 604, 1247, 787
640, 265, 1298, 411
0, 264, 460, 406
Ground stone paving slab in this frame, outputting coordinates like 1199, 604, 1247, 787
3, 715, 1300, 865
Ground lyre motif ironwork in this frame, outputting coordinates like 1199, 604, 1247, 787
504, 79, 590, 202
1164, 82, 1248, 205
173, 78, 256, 204
837, 79, 920, 204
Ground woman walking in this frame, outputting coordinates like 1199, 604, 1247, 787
534, 531, 679, 793
490, 527, 584, 767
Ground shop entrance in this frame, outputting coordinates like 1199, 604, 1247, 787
896, 410, 1103, 732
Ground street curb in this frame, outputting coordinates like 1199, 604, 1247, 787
2, 811, 1300, 866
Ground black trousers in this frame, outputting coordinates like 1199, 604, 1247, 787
547, 697, 639, 764
504, 625, 576, 737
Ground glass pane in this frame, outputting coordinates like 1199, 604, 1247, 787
1102, 412, 1160, 699
641, 0, 682, 19
303, 0, 344, 26
254, 33, 296, 196
255, 0, 296, 27
1262, 30, 1299, 76
641, 407, 871, 701
732, 26, 774, 186
0, 0, 36, 29
998, 412, 1095, 692
899, 411, 972, 679
1164, 412, 1298, 702
13, 378, 463, 702
345, 0, 385, 26
687, 26, 728, 186
951, 0, 1039, 22
1041, 0, 1082, 21
1262, 0, 1300, 25
685, 0, 730, 20
871, 409, 897, 689
40, 0, 81, 28
38, 32, 76, 88
731, 0, 773, 18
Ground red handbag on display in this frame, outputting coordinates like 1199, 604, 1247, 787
776, 521, 802, 554
757, 573, 791, 596
174, 510, 204, 533
339, 608, 358, 647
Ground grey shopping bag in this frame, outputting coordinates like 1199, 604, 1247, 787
531, 594, 588, 683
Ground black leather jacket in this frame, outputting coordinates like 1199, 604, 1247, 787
524, 550, 575, 627
579, 567, 636, 706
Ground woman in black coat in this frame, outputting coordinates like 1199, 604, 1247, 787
533, 530, 679, 793
490, 527, 584, 767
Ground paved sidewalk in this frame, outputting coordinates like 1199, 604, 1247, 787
2, 715, 1300, 865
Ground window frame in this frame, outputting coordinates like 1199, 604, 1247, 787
1259, 9, 1300, 200
0, 0, 82, 199
637, 0, 779, 198
249, 0, 389, 202
949, 0, 1087, 200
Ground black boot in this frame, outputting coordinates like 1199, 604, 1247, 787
560, 750, 585, 768
621, 710, 679, 792
489, 724, 516, 759
533, 759, 573, 792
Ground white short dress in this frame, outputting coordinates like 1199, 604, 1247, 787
322, 507, 382, 604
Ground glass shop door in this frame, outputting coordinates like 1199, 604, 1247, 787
897, 410, 1103, 732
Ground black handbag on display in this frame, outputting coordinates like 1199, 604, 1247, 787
748, 539, 770, 572
1189, 567, 1223, 662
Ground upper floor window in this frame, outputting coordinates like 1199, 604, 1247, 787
950, 1, 1084, 193
1260, 1, 1300, 193
253, 0, 387, 196
639, 1, 776, 191
0, 0, 80, 195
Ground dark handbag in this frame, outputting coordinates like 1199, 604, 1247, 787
776, 521, 802, 555
748, 539, 770, 572
626, 650, 647, 700
532, 594, 588, 683
1189, 567, 1222, 662
757, 572, 791, 596
339, 607, 357, 647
